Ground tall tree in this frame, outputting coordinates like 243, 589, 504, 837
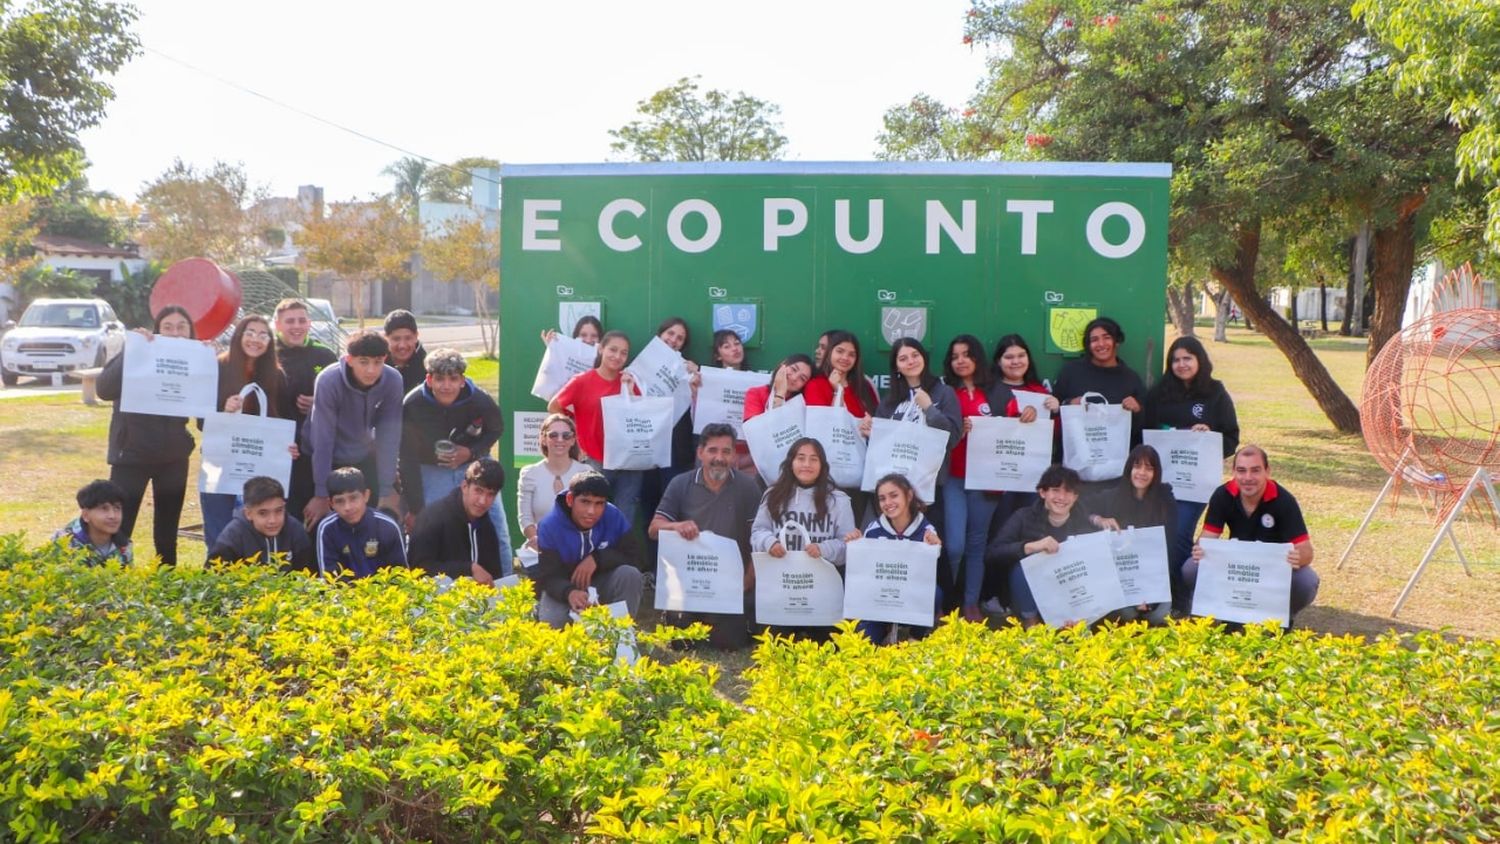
876, 94, 983, 161
901, 0, 1462, 433
137, 159, 267, 264
0, 0, 139, 202
610, 76, 789, 162
423, 156, 500, 204
421, 215, 499, 357
1356, 0, 1500, 244
298, 195, 419, 327
382, 157, 430, 218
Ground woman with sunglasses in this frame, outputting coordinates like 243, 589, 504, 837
516, 413, 592, 551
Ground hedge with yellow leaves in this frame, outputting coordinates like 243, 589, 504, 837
3, 535, 1498, 842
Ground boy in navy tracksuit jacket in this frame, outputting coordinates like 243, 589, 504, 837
314, 467, 407, 578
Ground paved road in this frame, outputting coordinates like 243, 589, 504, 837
0, 318, 492, 400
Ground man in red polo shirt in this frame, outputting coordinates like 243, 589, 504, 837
1184, 444, 1319, 620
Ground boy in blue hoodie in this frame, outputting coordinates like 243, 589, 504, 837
314, 467, 407, 578
53, 479, 133, 566
534, 472, 644, 628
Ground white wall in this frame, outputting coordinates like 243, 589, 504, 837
40, 255, 147, 282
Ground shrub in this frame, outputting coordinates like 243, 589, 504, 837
0, 536, 723, 842
4, 537, 1498, 842
591, 620, 1500, 841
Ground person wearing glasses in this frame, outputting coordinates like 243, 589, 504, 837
517, 413, 592, 551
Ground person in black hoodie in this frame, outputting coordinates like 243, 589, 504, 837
1088, 445, 1177, 623
1142, 335, 1240, 595
207, 476, 314, 571
95, 306, 200, 565
987, 464, 1100, 627
1052, 317, 1147, 470
384, 309, 428, 395
408, 458, 510, 583
399, 348, 504, 529
274, 298, 338, 522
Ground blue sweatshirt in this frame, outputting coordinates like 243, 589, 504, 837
533, 491, 642, 603
304, 360, 405, 498
314, 509, 407, 578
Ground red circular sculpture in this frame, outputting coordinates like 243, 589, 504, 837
149, 258, 243, 339
1361, 307, 1500, 514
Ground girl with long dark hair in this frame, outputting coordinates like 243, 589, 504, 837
1089, 444, 1178, 623
941, 334, 1002, 621
844, 472, 942, 643
802, 329, 878, 419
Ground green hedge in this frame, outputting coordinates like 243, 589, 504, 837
2, 537, 1497, 842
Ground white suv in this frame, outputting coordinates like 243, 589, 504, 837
1, 298, 126, 385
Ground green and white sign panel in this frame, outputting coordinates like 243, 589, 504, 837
499, 162, 1170, 530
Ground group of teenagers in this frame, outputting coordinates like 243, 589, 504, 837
56, 301, 530, 605
53, 301, 1319, 642
537, 311, 1319, 645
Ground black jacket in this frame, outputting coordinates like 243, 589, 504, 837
1142, 379, 1240, 458
987, 498, 1099, 565
95, 352, 195, 466
399, 378, 504, 513
408, 486, 505, 580
392, 343, 428, 396
206, 513, 315, 571
276, 340, 339, 428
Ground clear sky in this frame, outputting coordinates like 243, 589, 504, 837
78, 0, 990, 203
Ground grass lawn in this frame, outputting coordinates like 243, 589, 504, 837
2, 328, 1496, 648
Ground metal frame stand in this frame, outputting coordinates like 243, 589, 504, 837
1337, 448, 1427, 571
1391, 468, 1500, 617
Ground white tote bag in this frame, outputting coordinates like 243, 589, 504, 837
861, 417, 950, 502
198, 384, 295, 494
753, 523, 844, 627
1191, 539, 1293, 627
1109, 525, 1173, 608
742, 395, 806, 482
1142, 429, 1225, 504
964, 416, 1054, 492
692, 367, 767, 438
530, 334, 597, 402
1020, 530, 1129, 628
624, 336, 693, 423
1061, 391, 1131, 482
601, 391, 674, 470
842, 537, 940, 627
655, 529, 746, 615
118, 332, 220, 418
805, 388, 867, 488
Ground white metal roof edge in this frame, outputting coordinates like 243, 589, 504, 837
499, 161, 1172, 179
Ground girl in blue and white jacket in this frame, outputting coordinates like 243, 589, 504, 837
843, 472, 942, 645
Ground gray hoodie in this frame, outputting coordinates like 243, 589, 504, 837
750, 486, 857, 566
303, 360, 405, 498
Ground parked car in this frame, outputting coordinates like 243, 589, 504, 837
302, 297, 345, 350
0, 298, 126, 386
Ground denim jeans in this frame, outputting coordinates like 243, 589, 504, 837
420, 463, 513, 576
599, 468, 644, 528
941, 475, 1000, 608
199, 491, 240, 548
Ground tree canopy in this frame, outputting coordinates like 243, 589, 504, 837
0, 0, 138, 202
297, 195, 418, 326
136, 159, 267, 265
610, 76, 789, 162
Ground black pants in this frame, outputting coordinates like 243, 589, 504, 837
110, 458, 189, 566
286, 452, 317, 528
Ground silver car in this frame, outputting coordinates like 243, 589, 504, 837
1, 298, 126, 385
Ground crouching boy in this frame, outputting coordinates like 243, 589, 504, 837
207, 476, 315, 571
314, 467, 408, 578
53, 479, 133, 566
534, 472, 643, 628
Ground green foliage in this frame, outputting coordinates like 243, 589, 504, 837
4, 541, 1497, 841
594, 621, 1500, 841
11, 264, 93, 315
1357, 0, 1500, 245
264, 265, 302, 293
29, 199, 122, 245
610, 76, 789, 162
0, 540, 722, 842
0, 0, 139, 202
103, 260, 164, 328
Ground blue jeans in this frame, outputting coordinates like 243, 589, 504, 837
199, 491, 240, 547
1172, 499, 1207, 611
600, 468, 644, 527
1008, 564, 1039, 620
941, 475, 1000, 608
420, 463, 513, 576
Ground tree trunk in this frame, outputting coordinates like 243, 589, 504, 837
1166, 284, 1196, 337
1210, 220, 1362, 434
1211, 283, 1233, 342
473, 281, 497, 358
1319, 281, 1329, 333
1344, 221, 1370, 337
1366, 193, 1427, 366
